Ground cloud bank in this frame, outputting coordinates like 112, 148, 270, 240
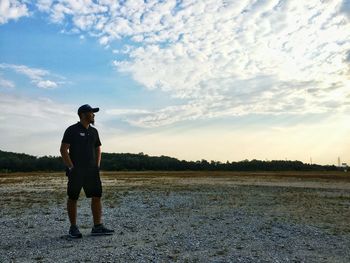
10, 0, 350, 127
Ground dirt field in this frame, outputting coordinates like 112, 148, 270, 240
1, 171, 350, 262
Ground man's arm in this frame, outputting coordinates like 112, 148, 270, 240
96, 146, 102, 168
60, 143, 74, 168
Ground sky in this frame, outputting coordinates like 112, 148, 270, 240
0, 0, 350, 165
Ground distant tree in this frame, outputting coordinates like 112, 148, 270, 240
0, 149, 340, 173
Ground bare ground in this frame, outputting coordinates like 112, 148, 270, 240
0, 171, 350, 262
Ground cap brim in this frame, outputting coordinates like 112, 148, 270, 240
92, 108, 99, 113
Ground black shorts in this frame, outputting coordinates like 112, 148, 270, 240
66, 167, 102, 200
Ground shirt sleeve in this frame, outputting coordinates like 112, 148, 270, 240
95, 130, 102, 147
62, 127, 73, 144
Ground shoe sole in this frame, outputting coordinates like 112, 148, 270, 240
68, 234, 82, 238
91, 232, 114, 236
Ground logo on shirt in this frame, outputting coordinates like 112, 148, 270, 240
79, 133, 85, 136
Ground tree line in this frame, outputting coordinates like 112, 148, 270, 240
0, 149, 339, 172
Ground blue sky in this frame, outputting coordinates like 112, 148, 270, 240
1, 0, 350, 165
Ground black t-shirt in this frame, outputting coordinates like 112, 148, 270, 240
62, 122, 101, 169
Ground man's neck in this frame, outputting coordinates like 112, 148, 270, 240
79, 120, 90, 129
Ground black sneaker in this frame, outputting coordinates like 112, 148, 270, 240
69, 225, 82, 238
91, 224, 114, 236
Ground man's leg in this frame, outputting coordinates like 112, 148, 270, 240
87, 170, 114, 235
67, 198, 78, 226
91, 197, 102, 225
67, 168, 82, 226
66, 170, 83, 238
90, 196, 114, 235
67, 198, 82, 238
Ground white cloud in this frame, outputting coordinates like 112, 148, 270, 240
0, 63, 63, 89
0, 0, 28, 24
37, 0, 350, 127
36, 0, 52, 12
36, 80, 58, 89
0, 77, 15, 89
106, 104, 205, 128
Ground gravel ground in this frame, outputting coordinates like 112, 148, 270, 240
0, 171, 349, 263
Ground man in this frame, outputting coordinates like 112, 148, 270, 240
60, 104, 114, 238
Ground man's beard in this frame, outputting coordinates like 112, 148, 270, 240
90, 119, 95, 125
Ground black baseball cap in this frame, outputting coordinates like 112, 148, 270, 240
78, 104, 99, 115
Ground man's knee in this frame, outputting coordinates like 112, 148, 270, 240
91, 196, 101, 202
67, 198, 78, 204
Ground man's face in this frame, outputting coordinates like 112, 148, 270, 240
82, 111, 95, 125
